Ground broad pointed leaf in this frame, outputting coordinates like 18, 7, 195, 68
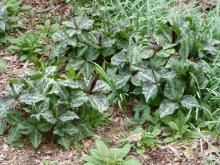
157, 49, 175, 58
62, 124, 78, 135
111, 51, 127, 66
19, 93, 46, 105
115, 73, 131, 89
8, 126, 21, 144
40, 111, 57, 124
29, 129, 42, 148
78, 17, 93, 30
91, 80, 110, 93
0, 120, 6, 135
37, 123, 52, 132
159, 99, 179, 118
112, 144, 130, 160
181, 95, 199, 109
142, 83, 158, 103
141, 49, 155, 59
58, 135, 70, 150
164, 79, 185, 101
0, 97, 14, 117
77, 123, 93, 139
95, 140, 109, 155
88, 94, 108, 113
59, 80, 80, 89
52, 31, 67, 42
83, 62, 94, 79
136, 69, 155, 83
59, 111, 79, 122
38, 77, 54, 94
71, 91, 88, 108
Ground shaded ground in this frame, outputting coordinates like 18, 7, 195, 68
0, 120, 204, 165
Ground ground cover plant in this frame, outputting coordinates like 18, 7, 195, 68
0, 0, 220, 164
83, 140, 141, 165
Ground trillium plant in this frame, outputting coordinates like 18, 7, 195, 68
0, 66, 110, 149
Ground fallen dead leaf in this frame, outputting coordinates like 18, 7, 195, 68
127, 133, 142, 143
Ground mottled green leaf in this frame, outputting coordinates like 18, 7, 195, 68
141, 49, 155, 59
59, 80, 80, 89
38, 77, 54, 94
59, 111, 79, 122
181, 95, 199, 109
71, 91, 88, 108
157, 49, 175, 58
0, 20, 6, 32
29, 129, 42, 148
83, 62, 94, 79
88, 94, 108, 113
164, 79, 185, 101
50, 43, 67, 57
136, 69, 155, 83
127, 46, 142, 65
62, 124, 78, 136
159, 99, 179, 118
142, 82, 158, 103
40, 111, 57, 124
91, 80, 110, 93
19, 122, 32, 134
0, 97, 14, 117
179, 39, 189, 59
37, 123, 52, 132
68, 58, 84, 70
58, 135, 70, 150
52, 31, 67, 42
78, 17, 93, 30
111, 51, 127, 66
0, 120, 7, 135
19, 93, 46, 105
115, 72, 131, 89
8, 126, 21, 144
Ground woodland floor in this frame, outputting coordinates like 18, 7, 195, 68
0, 0, 218, 164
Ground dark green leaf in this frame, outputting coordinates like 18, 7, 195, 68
40, 111, 57, 124
29, 129, 42, 148
8, 126, 21, 144
37, 122, 52, 132
164, 79, 185, 101
0, 120, 7, 135
58, 135, 70, 150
